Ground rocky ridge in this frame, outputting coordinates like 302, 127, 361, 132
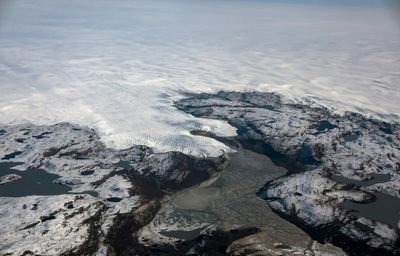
176, 91, 400, 255
0, 123, 226, 255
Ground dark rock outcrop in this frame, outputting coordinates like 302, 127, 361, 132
176, 91, 400, 255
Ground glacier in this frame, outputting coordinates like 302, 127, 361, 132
0, 0, 399, 156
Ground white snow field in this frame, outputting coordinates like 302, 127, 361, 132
0, 0, 399, 156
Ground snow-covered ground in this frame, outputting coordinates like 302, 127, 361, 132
0, 0, 399, 156
0, 122, 227, 255
176, 91, 400, 255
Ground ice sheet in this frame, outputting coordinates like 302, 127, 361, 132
0, 0, 399, 156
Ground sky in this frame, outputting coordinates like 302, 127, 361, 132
0, 0, 399, 156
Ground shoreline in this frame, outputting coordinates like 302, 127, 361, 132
175, 90, 400, 256
0, 90, 399, 255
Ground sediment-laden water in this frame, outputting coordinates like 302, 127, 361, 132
146, 147, 330, 250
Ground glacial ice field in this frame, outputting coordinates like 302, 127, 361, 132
0, 0, 399, 156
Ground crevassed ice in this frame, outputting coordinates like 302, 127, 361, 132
0, 0, 399, 156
